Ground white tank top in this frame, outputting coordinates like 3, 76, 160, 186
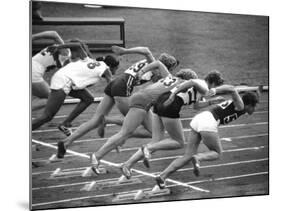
56, 57, 108, 90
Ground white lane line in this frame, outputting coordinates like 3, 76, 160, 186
31, 132, 268, 164
32, 157, 268, 190
32, 139, 208, 193
43, 132, 267, 148
32, 171, 268, 208
31, 110, 268, 134
31, 133, 268, 167
33, 110, 268, 121
31, 141, 268, 165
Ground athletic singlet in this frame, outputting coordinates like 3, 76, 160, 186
141, 74, 183, 102
176, 79, 208, 105
32, 47, 57, 74
56, 57, 108, 90
209, 100, 246, 125
123, 59, 153, 87
124, 59, 149, 78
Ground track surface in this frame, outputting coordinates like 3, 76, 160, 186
31, 92, 269, 210
31, 3, 269, 210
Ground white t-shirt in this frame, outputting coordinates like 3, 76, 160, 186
56, 57, 108, 90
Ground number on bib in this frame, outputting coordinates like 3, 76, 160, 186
125, 60, 147, 76
223, 113, 238, 124
160, 76, 178, 87
87, 61, 101, 69
187, 88, 197, 104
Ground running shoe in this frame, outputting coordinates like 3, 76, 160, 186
90, 153, 100, 175
191, 156, 200, 177
155, 175, 166, 189
57, 141, 66, 158
120, 163, 132, 179
58, 125, 72, 136
97, 115, 106, 138
141, 145, 151, 168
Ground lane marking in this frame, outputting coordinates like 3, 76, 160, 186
32, 157, 268, 190
32, 171, 268, 207
32, 111, 268, 134
44, 132, 269, 149
32, 139, 208, 193
32, 140, 268, 165
33, 110, 268, 121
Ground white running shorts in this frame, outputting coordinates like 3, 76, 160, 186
50, 72, 73, 95
190, 111, 219, 133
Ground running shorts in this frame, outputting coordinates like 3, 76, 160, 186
50, 71, 73, 95
190, 111, 220, 133
129, 92, 154, 112
153, 92, 184, 119
104, 74, 135, 98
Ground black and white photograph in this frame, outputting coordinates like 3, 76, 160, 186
29, 0, 270, 210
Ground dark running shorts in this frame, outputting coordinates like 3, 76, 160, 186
153, 92, 184, 119
129, 92, 154, 112
104, 73, 136, 98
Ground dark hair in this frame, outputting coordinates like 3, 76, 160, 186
175, 69, 198, 80
205, 70, 224, 86
242, 91, 259, 107
96, 55, 119, 69
67, 38, 93, 59
158, 53, 178, 71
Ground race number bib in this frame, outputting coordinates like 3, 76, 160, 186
125, 60, 148, 77
159, 75, 178, 87
223, 113, 238, 124
87, 61, 101, 69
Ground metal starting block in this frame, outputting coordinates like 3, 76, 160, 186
50, 166, 107, 179
112, 185, 171, 202
81, 175, 142, 191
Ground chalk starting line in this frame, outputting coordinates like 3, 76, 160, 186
32, 139, 209, 194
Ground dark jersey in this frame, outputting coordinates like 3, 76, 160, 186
209, 100, 246, 125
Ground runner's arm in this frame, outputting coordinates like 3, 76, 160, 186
209, 85, 244, 110
32, 31, 64, 44
112, 46, 155, 63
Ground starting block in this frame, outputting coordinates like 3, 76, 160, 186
81, 175, 142, 191
50, 166, 107, 179
112, 185, 171, 202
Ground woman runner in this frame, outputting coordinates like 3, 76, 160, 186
154, 85, 259, 189
120, 70, 225, 179
56, 46, 179, 158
